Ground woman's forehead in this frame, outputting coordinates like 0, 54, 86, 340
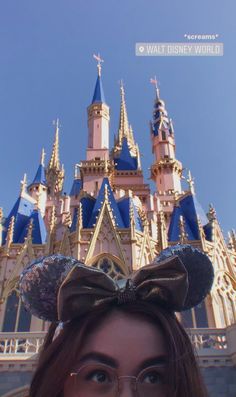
76, 310, 167, 366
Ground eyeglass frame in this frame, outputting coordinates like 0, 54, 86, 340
70, 362, 167, 395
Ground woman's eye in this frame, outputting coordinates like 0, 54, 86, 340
88, 370, 110, 383
142, 371, 163, 384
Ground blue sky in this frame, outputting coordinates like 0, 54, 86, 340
0, 0, 235, 237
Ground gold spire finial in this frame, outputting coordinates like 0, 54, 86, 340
20, 173, 27, 195
208, 203, 217, 221
187, 170, 195, 195
118, 79, 130, 143
40, 148, 46, 166
179, 215, 188, 244
150, 76, 160, 99
93, 53, 104, 77
49, 119, 60, 169
120, 79, 125, 97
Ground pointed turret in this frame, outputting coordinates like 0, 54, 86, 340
28, 149, 47, 217
30, 149, 47, 187
113, 82, 140, 171
49, 121, 60, 169
46, 119, 65, 196
150, 79, 183, 194
91, 56, 106, 104
168, 184, 209, 243
117, 82, 132, 145
150, 78, 183, 224
87, 178, 124, 228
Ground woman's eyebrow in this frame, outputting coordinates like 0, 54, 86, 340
77, 352, 119, 368
137, 355, 168, 372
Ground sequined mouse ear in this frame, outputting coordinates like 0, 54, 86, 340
153, 244, 214, 311
19, 254, 80, 321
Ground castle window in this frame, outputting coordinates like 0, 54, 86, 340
162, 130, 166, 140
2, 290, 31, 332
91, 256, 125, 280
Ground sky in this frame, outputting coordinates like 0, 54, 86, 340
0, 0, 235, 238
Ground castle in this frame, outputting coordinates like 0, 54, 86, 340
0, 56, 236, 397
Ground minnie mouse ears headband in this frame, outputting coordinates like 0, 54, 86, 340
19, 244, 214, 323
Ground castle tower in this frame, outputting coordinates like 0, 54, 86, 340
80, 55, 113, 195
86, 54, 110, 162
28, 148, 47, 217
150, 78, 183, 223
46, 119, 65, 197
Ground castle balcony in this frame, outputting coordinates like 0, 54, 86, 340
0, 326, 236, 396
0, 325, 235, 367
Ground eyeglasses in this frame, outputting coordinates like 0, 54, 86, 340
70, 363, 167, 396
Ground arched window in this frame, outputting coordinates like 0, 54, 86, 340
92, 256, 125, 280
161, 130, 166, 140
2, 290, 31, 332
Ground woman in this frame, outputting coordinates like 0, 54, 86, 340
19, 244, 214, 397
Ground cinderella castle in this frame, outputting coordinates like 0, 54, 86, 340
0, 56, 236, 397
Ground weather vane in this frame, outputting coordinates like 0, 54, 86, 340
150, 76, 160, 99
93, 53, 104, 76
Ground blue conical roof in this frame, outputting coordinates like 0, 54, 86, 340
18, 209, 47, 244
2, 196, 35, 244
115, 138, 138, 171
168, 193, 210, 242
87, 178, 124, 228
92, 75, 106, 104
29, 164, 47, 187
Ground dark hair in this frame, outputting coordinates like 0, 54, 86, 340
30, 302, 208, 397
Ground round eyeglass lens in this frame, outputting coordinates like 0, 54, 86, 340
70, 364, 118, 396
136, 366, 166, 397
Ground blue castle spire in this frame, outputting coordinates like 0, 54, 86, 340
91, 53, 106, 104
28, 149, 47, 187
